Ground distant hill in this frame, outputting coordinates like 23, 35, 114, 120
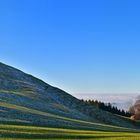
0, 62, 139, 130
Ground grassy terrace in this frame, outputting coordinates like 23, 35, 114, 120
0, 100, 140, 139
0, 124, 140, 140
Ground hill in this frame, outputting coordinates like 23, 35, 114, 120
0, 62, 139, 131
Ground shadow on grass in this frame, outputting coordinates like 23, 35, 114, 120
0, 133, 138, 139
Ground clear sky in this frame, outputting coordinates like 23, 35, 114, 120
0, 0, 140, 97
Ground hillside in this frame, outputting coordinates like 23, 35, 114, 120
0, 62, 139, 131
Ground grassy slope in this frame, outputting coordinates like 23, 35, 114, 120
0, 124, 140, 140
0, 62, 140, 139
1, 98, 140, 140
0, 62, 139, 129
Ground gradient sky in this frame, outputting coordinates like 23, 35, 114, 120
0, 0, 140, 96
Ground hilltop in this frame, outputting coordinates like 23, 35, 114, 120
0, 62, 139, 131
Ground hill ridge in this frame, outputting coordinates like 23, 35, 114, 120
0, 62, 139, 130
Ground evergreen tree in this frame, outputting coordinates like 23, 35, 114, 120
81, 99, 132, 117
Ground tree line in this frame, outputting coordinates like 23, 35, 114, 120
81, 99, 131, 117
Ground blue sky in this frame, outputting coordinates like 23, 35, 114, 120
0, 0, 140, 96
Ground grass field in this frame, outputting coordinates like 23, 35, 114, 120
0, 124, 140, 140
0, 63, 140, 140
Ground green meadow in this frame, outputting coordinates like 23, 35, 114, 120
0, 63, 140, 140
0, 123, 140, 140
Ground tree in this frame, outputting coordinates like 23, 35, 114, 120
81, 99, 132, 117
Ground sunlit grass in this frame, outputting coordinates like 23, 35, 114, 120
0, 124, 140, 140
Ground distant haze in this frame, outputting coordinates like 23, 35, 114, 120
75, 93, 138, 111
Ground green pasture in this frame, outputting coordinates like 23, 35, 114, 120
0, 124, 140, 140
